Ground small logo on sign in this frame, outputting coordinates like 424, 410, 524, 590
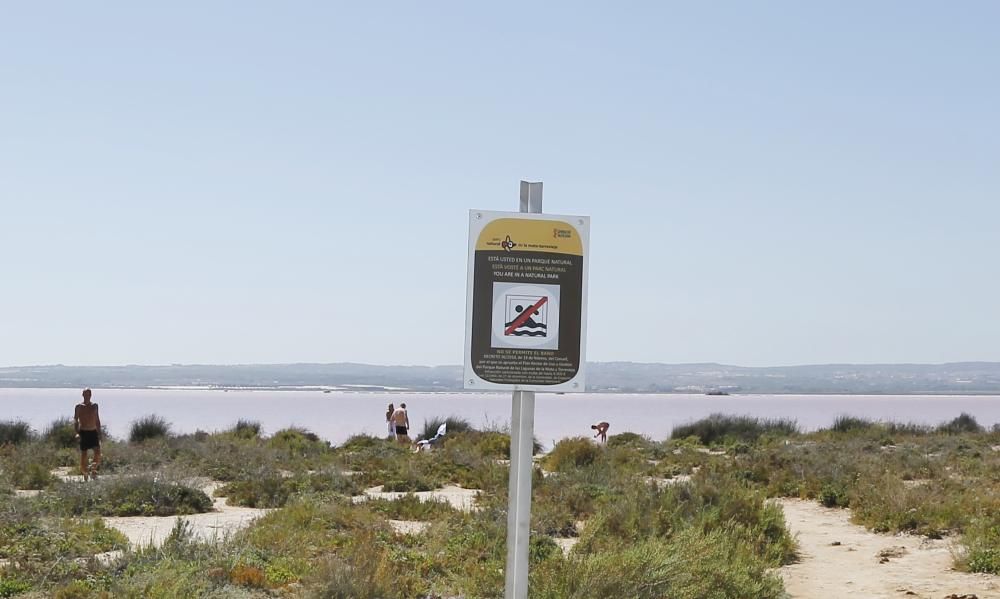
501, 235, 517, 251
553, 228, 572, 239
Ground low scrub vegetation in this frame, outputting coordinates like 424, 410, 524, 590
128, 414, 171, 443
543, 437, 603, 471
52, 475, 213, 517
2, 411, 999, 597
228, 418, 263, 439
419, 415, 474, 441
42, 417, 78, 448
670, 413, 799, 445
0, 420, 34, 446
937, 413, 984, 434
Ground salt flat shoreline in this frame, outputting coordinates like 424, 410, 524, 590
4, 385, 1000, 396
3, 388, 999, 450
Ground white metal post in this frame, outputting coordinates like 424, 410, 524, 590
504, 181, 542, 599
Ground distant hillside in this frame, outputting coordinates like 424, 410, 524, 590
1, 362, 999, 394
588, 361, 1000, 394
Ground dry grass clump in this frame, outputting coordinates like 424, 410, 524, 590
42, 417, 79, 449
0, 420, 35, 446
219, 466, 360, 508
51, 475, 213, 517
543, 437, 602, 471
671, 413, 799, 445
0, 497, 127, 592
128, 414, 171, 444
531, 528, 786, 599
227, 418, 263, 440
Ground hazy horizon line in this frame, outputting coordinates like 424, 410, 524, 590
3, 360, 999, 370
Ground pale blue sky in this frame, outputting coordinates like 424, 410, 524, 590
2, 2, 997, 367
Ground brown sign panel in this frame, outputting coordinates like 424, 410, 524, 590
464, 211, 590, 392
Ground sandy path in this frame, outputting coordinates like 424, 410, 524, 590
388, 519, 431, 535
102, 481, 270, 548
353, 484, 480, 512
778, 498, 1000, 599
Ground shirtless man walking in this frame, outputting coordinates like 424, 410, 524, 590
391, 403, 410, 444
74, 389, 102, 480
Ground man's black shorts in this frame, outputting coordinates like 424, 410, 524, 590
394, 425, 408, 436
79, 430, 100, 451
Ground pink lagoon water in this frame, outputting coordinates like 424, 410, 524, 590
2, 389, 999, 449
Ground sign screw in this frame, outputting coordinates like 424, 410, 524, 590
475, 213, 482, 219
468, 379, 475, 385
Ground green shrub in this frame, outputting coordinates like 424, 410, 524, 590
6, 461, 55, 490
419, 416, 474, 442
306, 554, 394, 599
339, 433, 387, 452
543, 437, 602, 472
365, 495, 455, 521
0, 577, 32, 598
606, 432, 655, 452
937, 413, 983, 434
467, 431, 510, 458
670, 413, 798, 445
531, 529, 786, 599
228, 419, 262, 440
575, 468, 796, 566
269, 427, 328, 457
0, 443, 59, 489
382, 470, 436, 493
883, 421, 931, 436
0, 503, 127, 564
961, 518, 1000, 574
53, 475, 212, 516
43, 418, 79, 448
218, 472, 291, 508
0, 421, 34, 446
129, 414, 171, 443
829, 415, 878, 433
301, 468, 362, 497
217, 466, 360, 508
819, 483, 850, 508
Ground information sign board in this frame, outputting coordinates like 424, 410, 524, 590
464, 210, 590, 392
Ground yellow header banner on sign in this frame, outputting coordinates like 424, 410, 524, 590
475, 218, 583, 256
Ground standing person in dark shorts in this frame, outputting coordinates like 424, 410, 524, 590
391, 403, 410, 444
74, 389, 102, 480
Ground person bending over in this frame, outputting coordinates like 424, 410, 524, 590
591, 421, 609, 443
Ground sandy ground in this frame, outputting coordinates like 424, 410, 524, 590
553, 537, 578, 555
23, 470, 465, 549
353, 484, 481, 512
388, 519, 431, 535
102, 481, 271, 548
778, 498, 1000, 599
45, 471, 271, 548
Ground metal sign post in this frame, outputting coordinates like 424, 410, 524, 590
504, 181, 542, 599
463, 181, 589, 599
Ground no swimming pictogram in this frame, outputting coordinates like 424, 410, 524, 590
504, 295, 548, 337
489, 283, 560, 350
